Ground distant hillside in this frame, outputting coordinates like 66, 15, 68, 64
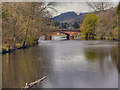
52, 11, 89, 24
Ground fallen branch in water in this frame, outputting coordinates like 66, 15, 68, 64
22, 76, 47, 89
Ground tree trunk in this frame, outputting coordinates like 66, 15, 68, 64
23, 29, 28, 47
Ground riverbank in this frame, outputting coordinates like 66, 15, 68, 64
74, 34, 119, 41
2, 38, 119, 54
2, 41, 39, 54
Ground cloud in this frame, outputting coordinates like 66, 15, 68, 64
53, 2, 92, 16
1, 0, 119, 17
52, 2, 118, 17
44, 0, 119, 2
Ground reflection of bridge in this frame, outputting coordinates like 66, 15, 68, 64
45, 29, 81, 40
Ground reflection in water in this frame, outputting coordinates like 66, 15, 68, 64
84, 46, 118, 72
2, 40, 118, 88
84, 46, 118, 87
2, 45, 53, 88
84, 48, 98, 62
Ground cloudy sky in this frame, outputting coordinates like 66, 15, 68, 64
50, 2, 119, 17
54, 2, 91, 15
1, 0, 119, 17
52, 2, 97, 16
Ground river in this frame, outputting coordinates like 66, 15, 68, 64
2, 38, 119, 88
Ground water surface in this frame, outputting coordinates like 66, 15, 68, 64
2, 40, 118, 88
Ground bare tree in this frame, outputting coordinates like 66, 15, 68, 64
2, 2, 56, 51
87, 2, 113, 12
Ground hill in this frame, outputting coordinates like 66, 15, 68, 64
52, 11, 89, 24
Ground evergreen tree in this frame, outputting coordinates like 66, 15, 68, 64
72, 22, 80, 29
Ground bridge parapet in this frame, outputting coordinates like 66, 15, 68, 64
45, 28, 81, 40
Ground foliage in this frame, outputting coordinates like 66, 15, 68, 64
116, 2, 120, 14
72, 22, 80, 29
116, 2, 120, 41
54, 21, 60, 27
95, 8, 118, 40
53, 21, 80, 29
61, 22, 70, 29
81, 5, 119, 41
81, 14, 98, 39
2, 2, 55, 53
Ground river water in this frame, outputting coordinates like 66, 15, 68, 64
2, 38, 119, 88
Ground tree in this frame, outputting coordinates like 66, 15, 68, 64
87, 2, 113, 12
2, 2, 55, 52
116, 2, 120, 41
95, 8, 117, 40
116, 2, 120, 14
54, 21, 60, 28
81, 14, 98, 40
61, 22, 69, 29
72, 22, 80, 29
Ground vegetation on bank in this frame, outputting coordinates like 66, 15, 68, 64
81, 14, 98, 40
2, 2, 54, 53
81, 3, 120, 40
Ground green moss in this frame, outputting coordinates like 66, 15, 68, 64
2, 45, 9, 52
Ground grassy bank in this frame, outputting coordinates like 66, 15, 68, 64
2, 41, 39, 54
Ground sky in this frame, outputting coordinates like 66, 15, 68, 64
50, 2, 119, 17
43, 0, 119, 17
1, 0, 119, 17
52, 2, 97, 16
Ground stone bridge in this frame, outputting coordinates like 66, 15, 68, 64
45, 29, 81, 40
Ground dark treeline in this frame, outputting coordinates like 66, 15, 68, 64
53, 21, 80, 29
2, 2, 55, 53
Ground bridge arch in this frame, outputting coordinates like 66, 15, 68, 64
56, 32, 70, 40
